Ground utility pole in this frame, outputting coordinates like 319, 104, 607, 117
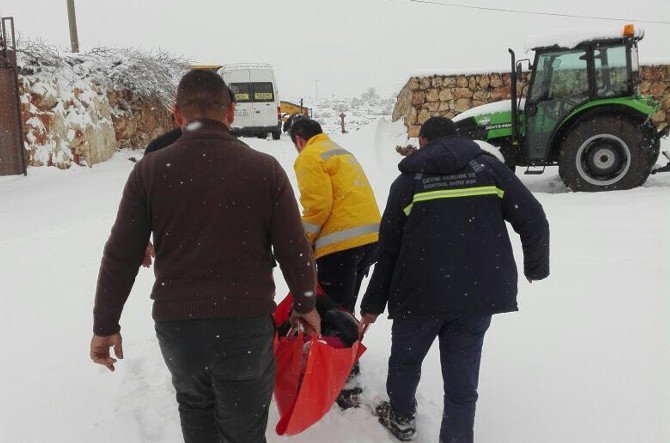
66, 0, 79, 53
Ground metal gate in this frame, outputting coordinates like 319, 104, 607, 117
0, 16, 26, 176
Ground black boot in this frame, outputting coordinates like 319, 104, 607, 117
336, 386, 363, 409
374, 400, 416, 441
336, 362, 362, 409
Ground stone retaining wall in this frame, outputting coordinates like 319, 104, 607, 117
393, 65, 670, 137
17, 45, 185, 168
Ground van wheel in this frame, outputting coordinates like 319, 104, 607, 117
272, 130, 281, 140
558, 115, 649, 191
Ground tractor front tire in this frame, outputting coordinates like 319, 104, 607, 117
558, 116, 650, 192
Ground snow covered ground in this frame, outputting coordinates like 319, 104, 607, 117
0, 121, 668, 442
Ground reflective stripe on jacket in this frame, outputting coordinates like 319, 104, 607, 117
294, 133, 381, 259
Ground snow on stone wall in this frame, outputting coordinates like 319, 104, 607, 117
394, 65, 670, 138
17, 42, 188, 168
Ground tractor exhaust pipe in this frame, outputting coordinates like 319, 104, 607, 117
509, 48, 519, 146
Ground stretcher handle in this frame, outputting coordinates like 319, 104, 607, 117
286, 322, 305, 338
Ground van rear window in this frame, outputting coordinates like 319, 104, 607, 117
252, 82, 275, 102
230, 82, 275, 103
230, 83, 251, 102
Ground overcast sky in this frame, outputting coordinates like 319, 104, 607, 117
4, 0, 669, 101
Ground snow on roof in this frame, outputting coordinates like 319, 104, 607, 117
452, 99, 526, 122
524, 26, 643, 52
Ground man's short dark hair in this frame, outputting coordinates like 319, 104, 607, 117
288, 117, 323, 144
419, 116, 457, 142
176, 70, 233, 115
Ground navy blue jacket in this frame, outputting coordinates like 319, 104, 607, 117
145, 127, 183, 154
360, 135, 549, 319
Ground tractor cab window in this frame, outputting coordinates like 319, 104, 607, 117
530, 49, 589, 103
630, 44, 640, 93
526, 49, 589, 162
594, 45, 629, 98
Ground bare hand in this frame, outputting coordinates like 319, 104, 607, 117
361, 313, 379, 324
290, 309, 321, 337
90, 333, 123, 372
141, 243, 155, 268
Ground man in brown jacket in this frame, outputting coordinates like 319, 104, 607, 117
90, 70, 320, 443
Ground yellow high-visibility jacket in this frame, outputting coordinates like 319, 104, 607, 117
294, 133, 381, 259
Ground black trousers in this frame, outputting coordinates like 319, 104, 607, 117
316, 242, 377, 312
155, 317, 276, 443
387, 315, 492, 443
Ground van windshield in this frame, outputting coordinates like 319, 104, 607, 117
230, 82, 274, 103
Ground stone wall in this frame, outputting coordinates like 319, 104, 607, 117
16, 44, 185, 169
19, 74, 118, 168
106, 89, 173, 150
394, 65, 670, 138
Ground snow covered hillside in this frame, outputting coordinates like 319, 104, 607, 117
0, 121, 668, 442
291, 89, 396, 134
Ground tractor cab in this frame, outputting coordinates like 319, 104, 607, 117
522, 25, 647, 164
455, 25, 667, 191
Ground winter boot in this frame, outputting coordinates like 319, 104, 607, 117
336, 386, 363, 409
373, 400, 417, 441
336, 362, 362, 409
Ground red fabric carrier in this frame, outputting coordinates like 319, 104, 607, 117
272, 289, 367, 436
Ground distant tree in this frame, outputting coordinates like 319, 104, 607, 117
361, 87, 379, 102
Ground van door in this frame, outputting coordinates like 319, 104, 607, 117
249, 70, 278, 129
224, 70, 254, 129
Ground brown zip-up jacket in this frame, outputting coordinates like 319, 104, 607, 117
93, 119, 316, 336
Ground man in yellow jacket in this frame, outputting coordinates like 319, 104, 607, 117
289, 117, 381, 315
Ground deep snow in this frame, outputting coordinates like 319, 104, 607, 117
0, 121, 668, 442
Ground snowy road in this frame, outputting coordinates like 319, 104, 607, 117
1, 120, 668, 442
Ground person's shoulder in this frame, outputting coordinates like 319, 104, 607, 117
230, 140, 286, 174
390, 172, 414, 192
294, 145, 322, 168
145, 127, 183, 154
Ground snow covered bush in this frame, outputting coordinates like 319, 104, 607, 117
17, 39, 188, 168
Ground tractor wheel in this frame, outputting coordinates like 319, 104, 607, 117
272, 130, 281, 140
558, 116, 650, 191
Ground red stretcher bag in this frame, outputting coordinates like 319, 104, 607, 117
273, 289, 367, 436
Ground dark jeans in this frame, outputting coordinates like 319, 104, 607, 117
387, 314, 492, 443
316, 242, 377, 312
155, 317, 276, 443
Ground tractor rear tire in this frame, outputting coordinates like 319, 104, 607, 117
558, 115, 650, 192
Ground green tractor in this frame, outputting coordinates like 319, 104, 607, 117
454, 25, 669, 191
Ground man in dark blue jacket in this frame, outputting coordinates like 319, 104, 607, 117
360, 117, 550, 442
